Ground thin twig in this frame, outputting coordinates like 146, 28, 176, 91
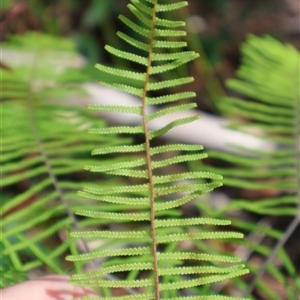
244, 216, 300, 297
214, 218, 272, 294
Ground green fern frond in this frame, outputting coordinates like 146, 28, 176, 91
195, 35, 300, 299
1, 32, 133, 286
67, 0, 248, 299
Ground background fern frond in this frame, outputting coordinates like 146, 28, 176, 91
194, 35, 300, 299
1, 32, 131, 287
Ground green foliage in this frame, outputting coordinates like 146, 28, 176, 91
3, 2, 298, 300
1, 32, 130, 287
0, 0, 11, 9
66, 0, 249, 299
194, 35, 300, 299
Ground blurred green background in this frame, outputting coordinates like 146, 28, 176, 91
2, 0, 299, 112
2, 0, 299, 70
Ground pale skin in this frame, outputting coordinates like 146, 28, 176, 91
1, 275, 98, 300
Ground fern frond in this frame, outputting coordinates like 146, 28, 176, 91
196, 35, 300, 299
68, 0, 248, 299
1, 32, 134, 286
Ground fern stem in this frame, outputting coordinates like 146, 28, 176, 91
141, 0, 160, 299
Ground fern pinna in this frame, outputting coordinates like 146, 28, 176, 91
67, 0, 249, 299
